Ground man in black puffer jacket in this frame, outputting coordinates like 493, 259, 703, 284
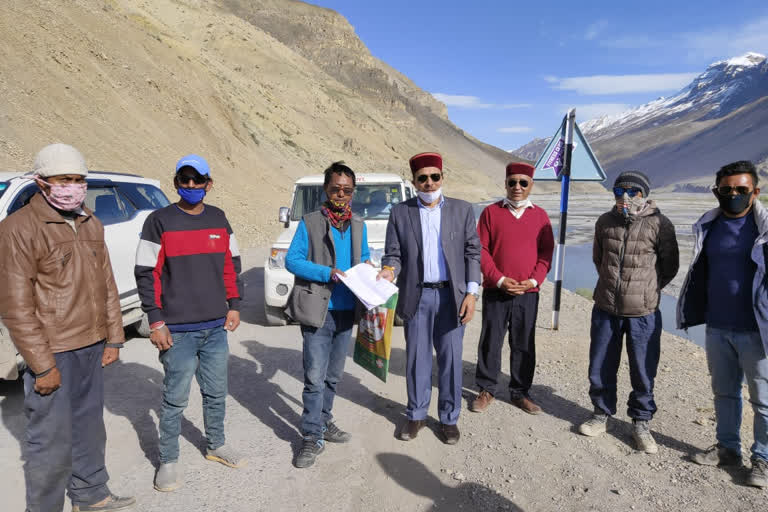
578, 171, 679, 455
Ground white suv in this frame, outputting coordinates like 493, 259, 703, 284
264, 173, 415, 325
0, 171, 170, 379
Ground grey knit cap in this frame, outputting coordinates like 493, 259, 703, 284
32, 143, 88, 178
614, 171, 650, 198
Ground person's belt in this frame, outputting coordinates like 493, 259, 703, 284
422, 281, 450, 289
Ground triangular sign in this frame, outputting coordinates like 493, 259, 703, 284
533, 115, 606, 182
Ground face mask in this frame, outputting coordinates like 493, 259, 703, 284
507, 199, 529, 208
178, 187, 206, 205
35, 177, 87, 211
716, 192, 752, 215
616, 193, 646, 217
417, 188, 442, 204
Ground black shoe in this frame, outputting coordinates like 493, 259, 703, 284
294, 437, 325, 468
72, 494, 136, 511
440, 423, 460, 445
323, 421, 352, 443
398, 419, 426, 441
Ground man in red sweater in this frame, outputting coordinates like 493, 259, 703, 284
471, 162, 554, 414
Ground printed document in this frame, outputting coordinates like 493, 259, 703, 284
337, 263, 399, 310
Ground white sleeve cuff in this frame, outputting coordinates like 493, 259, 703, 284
497, 276, 506, 288
467, 282, 479, 294
529, 278, 538, 288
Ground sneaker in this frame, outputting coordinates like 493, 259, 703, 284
205, 445, 247, 468
72, 494, 136, 511
746, 458, 768, 488
154, 462, 181, 492
470, 390, 494, 413
323, 421, 352, 443
632, 420, 658, 454
578, 412, 608, 437
294, 437, 325, 468
690, 444, 743, 467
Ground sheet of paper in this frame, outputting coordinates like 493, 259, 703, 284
337, 263, 399, 310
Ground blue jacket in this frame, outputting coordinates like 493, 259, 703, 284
677, 200, 768, 357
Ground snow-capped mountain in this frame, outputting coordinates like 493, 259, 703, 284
511, 52, 768, 188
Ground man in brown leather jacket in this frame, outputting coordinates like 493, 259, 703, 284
0, 144, 135, 512
577, 171, 679, 455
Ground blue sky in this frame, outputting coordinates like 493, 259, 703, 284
306, 0, 768, 150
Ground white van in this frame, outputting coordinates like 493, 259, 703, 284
264, 173, 415, 325
0, 171, 171, 379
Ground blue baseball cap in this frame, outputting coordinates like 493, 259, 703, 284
175, 154, 211, 177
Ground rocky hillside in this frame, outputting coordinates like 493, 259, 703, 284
0, 0, 523, 247
512, 53, 768, 189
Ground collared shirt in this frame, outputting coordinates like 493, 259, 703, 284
418, 196, 479, 294
502, 198, 534, 220
497, 198, 537, 289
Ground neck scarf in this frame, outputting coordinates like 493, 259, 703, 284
321, 199, 352, 230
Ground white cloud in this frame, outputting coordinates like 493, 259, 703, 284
497, 126, 533, 134
585, 20, 609, 41
562, 103, 632, 121
549, 73, 699, 95
432, 93, 532, 110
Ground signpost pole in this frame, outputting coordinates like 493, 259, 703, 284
551, 108, 576, 330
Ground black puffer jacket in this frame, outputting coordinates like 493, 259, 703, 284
592, 200, 679, 317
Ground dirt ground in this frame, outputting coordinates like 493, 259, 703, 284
0, 247, 765, 511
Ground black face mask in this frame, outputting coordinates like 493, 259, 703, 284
716, 191, 752, 215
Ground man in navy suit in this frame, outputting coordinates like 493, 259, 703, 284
378, 152, 481, 445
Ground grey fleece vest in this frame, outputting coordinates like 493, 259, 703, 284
286, 210, 363, 328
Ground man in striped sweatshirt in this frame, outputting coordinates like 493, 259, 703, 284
135, 154, 244, 492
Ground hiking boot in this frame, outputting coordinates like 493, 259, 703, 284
154, 462, 181, 492
294, 437, 325, 468
690, 444, 743, 467
73, 494, 136, 511
398, 419, 426, 441
578, 412, 608, 437
746, 458, 768, 488
323, 421, 352, 443
632, 420, 658, 454
440, 423, 460, 445
206, 445, 247, 468
510, 396, 541, 415
470, 390, 494, 413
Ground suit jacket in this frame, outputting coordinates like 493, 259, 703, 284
382, 196, 481, 324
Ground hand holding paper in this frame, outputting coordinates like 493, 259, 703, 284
338, 263, 399, 310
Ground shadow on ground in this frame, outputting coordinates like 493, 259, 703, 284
377, 453, 523, 511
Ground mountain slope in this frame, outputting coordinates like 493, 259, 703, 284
511, 53, 768, 188
0, 0, 521, 246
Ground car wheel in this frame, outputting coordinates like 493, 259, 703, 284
134, 314, 152, 338
264, 305, 288, 326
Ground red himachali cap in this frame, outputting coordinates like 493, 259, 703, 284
506, 162, 534, 178
409, 152, 442, 173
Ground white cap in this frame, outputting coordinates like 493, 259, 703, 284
32, 143, 88, 178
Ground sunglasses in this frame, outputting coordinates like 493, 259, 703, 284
328, 186, 355, 196
613, 187, 642, 197
715, 185, 752, 196
176, 173, 209, 185
416, 173, 442, 184
507, 179, 530, 188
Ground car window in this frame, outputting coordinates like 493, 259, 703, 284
86, 186, 137, 226
0, 182, 8, 201
7, 184, 39, 216
291, 183, 404, 221
115, 182, 170, 210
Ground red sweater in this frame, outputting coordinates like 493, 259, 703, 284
478, 201, 555, 291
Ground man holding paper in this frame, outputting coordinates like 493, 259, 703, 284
378, 152, 482, 445
285, 162, 370, 469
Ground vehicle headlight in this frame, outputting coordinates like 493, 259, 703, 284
269, 248, 287, 269
369, 247, 384, 268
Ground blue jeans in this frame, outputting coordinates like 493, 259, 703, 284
705, 326, 768, 462
300, 310, 355, 439
158, 327, 229, 464
588, 307, 662, 421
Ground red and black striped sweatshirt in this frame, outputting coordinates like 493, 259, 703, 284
135, 204, 243, 329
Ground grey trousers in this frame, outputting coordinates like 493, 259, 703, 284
22, 341, 110, 512
403, 287, 466, 425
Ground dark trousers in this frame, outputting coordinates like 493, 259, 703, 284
475, 290, 539, 399
22, 341, 110, 512
300, 310, 355, 439
588, 306, 662, 421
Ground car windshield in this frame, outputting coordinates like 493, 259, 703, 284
115, 182, 170, 209
291, 183, 404, 220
